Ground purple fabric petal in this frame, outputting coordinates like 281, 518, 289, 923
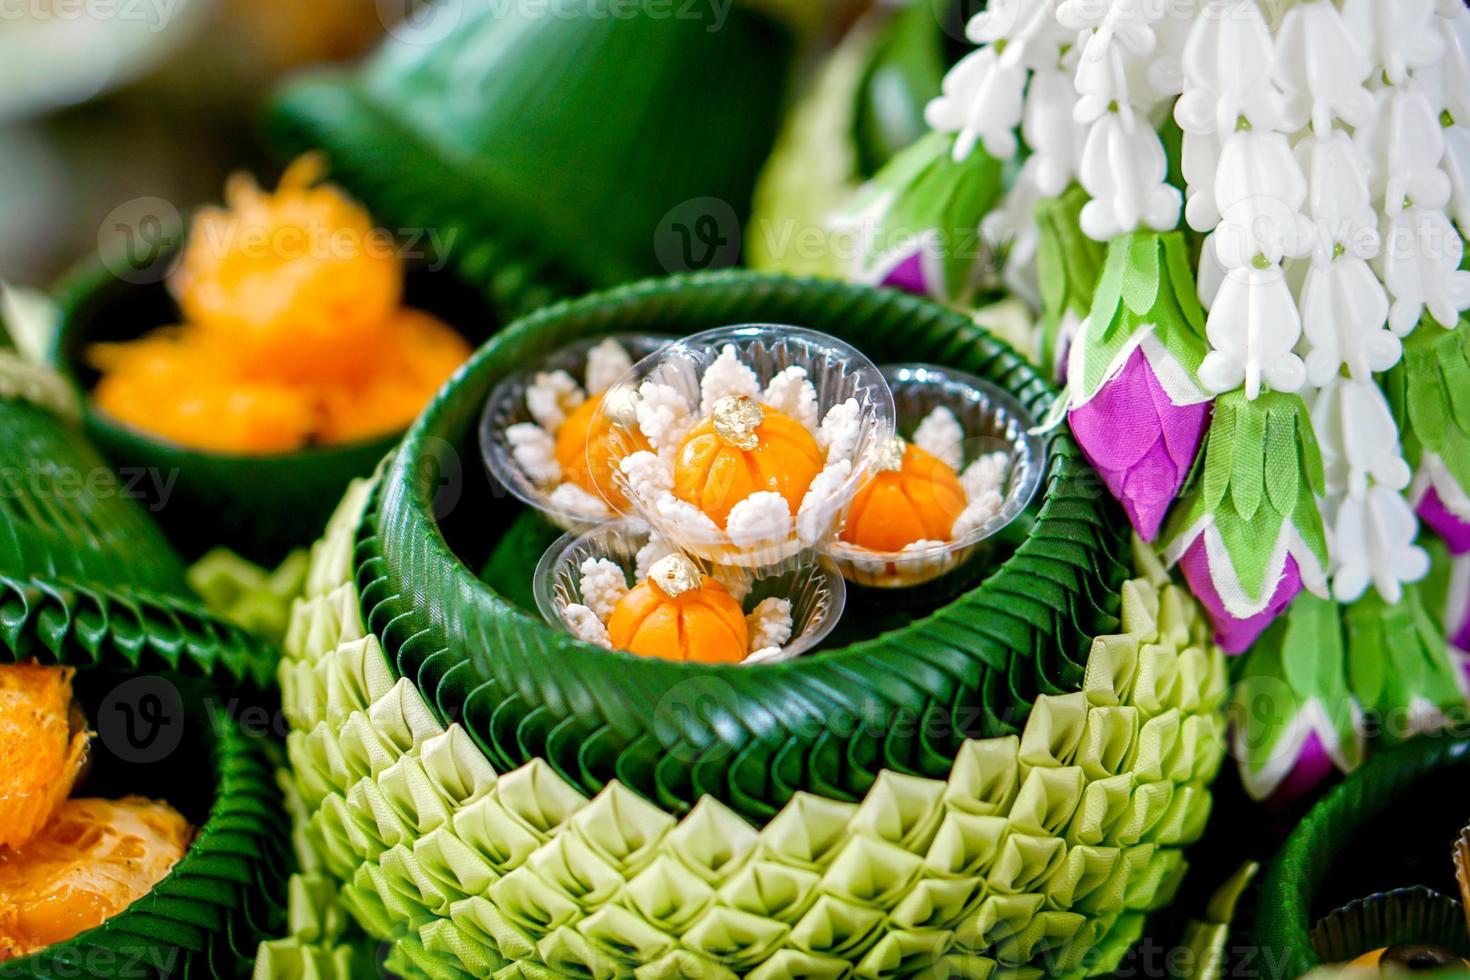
881, 251, 930, 297
1178, 537, 1302, 654
1417, 486, 1470, 555
1267, 729, 1335, 808
1069, 347, 1211, 541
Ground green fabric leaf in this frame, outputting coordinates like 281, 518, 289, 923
1388, 317, 1470, 495
1036, 187, 1106, 375
1344, 586, 1464, 723
1075, 232, 1209, 403
1163, 391, 1328, 604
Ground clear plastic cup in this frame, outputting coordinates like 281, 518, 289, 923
822, 364, 1046, 588
594, 324, 895, 569
533, 518, 847, 664
480, 334, 673, 531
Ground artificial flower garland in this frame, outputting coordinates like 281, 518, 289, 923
848, 0, 1470, 800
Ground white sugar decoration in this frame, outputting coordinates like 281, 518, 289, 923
901, 539, 949, 555
652, 493, 720, 533
724, 492, 793, 548
761, 366, 819, 432
952, 490, 1005, 541
699, 345, 761, 418
585, 339, 633, 396
960, 451, 1010, 503
634, 539, 675, 582
562, 603, 612, 649
506, 422, 560, 487
796, 458, 852, 546
526, 370, 584, 431
912, 406, 965, 471
746, 597, 793, 654
546, 483, 612, 518
742, 646, 793, 666
818, 398, 863, 463
619, 450, 672, 503
635, 381, 693, 454
710, 566, 753, 603
578, 556, 629, 622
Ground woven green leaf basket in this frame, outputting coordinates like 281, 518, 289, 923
0, 348, 290, 977
266, 0, 794, 323
266, 272, 1229, 978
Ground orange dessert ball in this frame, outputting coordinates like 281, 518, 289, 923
554, 395, 650, 508
673, 396, 823, 529
0, 797, 191, 961
0, 662, 88, 853
606, 555, 748, 664
170, 153, 401, 385
842, 439, 966, 552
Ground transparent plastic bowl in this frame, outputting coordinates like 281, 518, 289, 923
823, 363, 1046, 588
533, 519, 847, 664
480, 333, 673, 531
595, 324, 895, 569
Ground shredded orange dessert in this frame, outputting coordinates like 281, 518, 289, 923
0, 797, 191, 961
0, 663, 88, 853
88, 155, 471, 454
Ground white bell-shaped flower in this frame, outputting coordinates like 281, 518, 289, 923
1443, 123, 1470, 234
1297, 131, 1380, 265
1311, 375, 1413, 498
925, 46, 1029, 162
1379, 205, 1470, 333
1274, 0, 1375, 135
1355, 83, 1451, 217
1146, 2, 1199, 103
969, 0, 1069, 71
1301, 256, 1399, 387
1023, 68, 1086, 197
1437, 3, 1470, 127
1182, 130, 1224, 233
1200, 265, 1307, 398
1174, 0, 1285, 137
1197, 231, 1227, 310
1342, 0, 1445, 87
1076, 112, 1182, 241
1213, 129, 1315, 271
1328, 485, 1431, 605
1071, 26, 1158, 124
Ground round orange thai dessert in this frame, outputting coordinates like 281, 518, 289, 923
555, 395, 649, 509
841, 438, 966, 552
0, 662, 89, 853
171, 153, 400, 385
606, 554, 748, 664
673, 395, 823, 528
0, 797, 192, 961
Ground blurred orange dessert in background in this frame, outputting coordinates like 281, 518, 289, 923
0, 662, 89, 853
90, 155, 471, 454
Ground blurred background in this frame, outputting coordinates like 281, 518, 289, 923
0, 0, 392, 287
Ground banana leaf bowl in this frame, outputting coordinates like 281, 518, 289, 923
49, 245, 496, 565
266, 271, 1230, 978
1253, 736, 1470, 978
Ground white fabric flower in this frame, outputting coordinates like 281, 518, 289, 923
1182, 130, 1225, 233
1442, 122, 1470, 235
913, 406, 965, 471
1328, 485, 1431, 605
699, 345, 762, 418
725, 492, 792, 548
635, 381, 693, 453
745, 597, 794, 654
1355, 84, 1451, 218
968, 0, 1070, 70
1174, 0, 1286, 138
1297, 131, 1380, 265
526, 370, 584, 431
762, 366, 819, 433
818, 398, 863, 463
585, 339, 633, 397
1378, 205, 1470, 333
1436, 3, 1470, 127
546, 483, 612, 518
1200, 266, 1306, 398
578, 557, 629, 622
562, 603, 612, 649
1311, 376, 1413, 499
506, 423, 559, 487
1342, 0, 1444, 87
1212, 129, 1314, 271
1022, 68, 1086, 197
1274, 0, 1375, 135
925, 46, 1028, 162
1300, 255, 1399, 387
1076, 113, 1182, 240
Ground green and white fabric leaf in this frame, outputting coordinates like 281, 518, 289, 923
1036, 185, 1106, 383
